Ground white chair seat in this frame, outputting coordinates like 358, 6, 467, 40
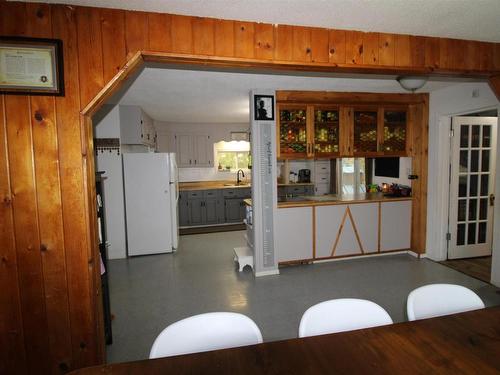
298, 298, 393, 338
150, 312, 263, 359
407, 283, 485, 321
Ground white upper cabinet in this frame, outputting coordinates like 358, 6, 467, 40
119, 105, 156, 148
175, 133, 213, 168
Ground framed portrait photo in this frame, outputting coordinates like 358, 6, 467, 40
0, 37, 64, 96
254, 95, 274, 121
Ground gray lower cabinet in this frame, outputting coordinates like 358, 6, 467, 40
187, 198, 204, 226
178, 192, 190, 226
204, 198, 220, 225
180, 188, 250, 227
225, 198, 242, 223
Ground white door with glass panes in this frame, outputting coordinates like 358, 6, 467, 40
448, 117, 497, 259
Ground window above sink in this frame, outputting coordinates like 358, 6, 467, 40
215, 140, 251, 172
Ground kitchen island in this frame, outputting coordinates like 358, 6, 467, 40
245, 193, 413, 264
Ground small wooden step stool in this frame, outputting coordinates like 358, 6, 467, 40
233, 246, 253, 272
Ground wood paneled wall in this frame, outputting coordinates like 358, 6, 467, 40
0, 1, 499, 374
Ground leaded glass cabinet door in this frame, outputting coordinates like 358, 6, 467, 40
448, 117, 497, 259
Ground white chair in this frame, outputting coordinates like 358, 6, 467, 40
407, 283, 485, 321
149, 312, 263, 359
298, 298, 393, 338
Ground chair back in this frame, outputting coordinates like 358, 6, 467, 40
150, 312, 263, 358
407, 283, 485, 321
298, 298, 393, 338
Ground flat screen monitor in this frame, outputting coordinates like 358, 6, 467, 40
375, 157, 400, 178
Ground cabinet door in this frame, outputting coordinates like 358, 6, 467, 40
381, 109, 407, 155
119, 105, 142, 144
225, 198, 242, 223
304, 186, 314, 195
313, 107, 340, 157
286, 185, 305, 196
187, 198, 204, 226
194, 135, 211, 167
380, 201, 411, 251
278, 105, 308, 158
205, 198, 219, 225
178, 193, 190, 226
239, 200, 247, 221
353, 109, 379, 155
176, 135, 193, 167
276, 207, 313, 262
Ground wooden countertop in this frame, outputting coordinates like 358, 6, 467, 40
69, 307, 500, 375
179, 181, 313, 191
244, 192, 412, 207
179, 181, 251, 191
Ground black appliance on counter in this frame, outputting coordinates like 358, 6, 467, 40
298, 169, 311, 183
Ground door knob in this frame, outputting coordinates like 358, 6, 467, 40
490, 194, 495, 206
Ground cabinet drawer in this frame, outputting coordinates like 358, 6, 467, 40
204, 189, 220, 198
187, 191, 204, 199
314, 165, 330, 174
315, 183, 330, 195
287, 186, 305, 195
236, 188, 251, 198
315, 175, 329, 184
222, 189, 238, 197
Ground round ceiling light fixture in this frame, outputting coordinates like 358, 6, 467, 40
397, 76, 428, 92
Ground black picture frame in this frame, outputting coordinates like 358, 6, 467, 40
0, 36, 64, 96
254, 95, 274, 121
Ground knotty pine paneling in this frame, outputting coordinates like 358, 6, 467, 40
192, 17, 215, 56
77, 6, 105, 109
363, 32, 379, 65
148, 13, 172, 52
5, 94, 50, 374
0, 96, 28, 375
25, 5, 74, 373
274, 24, 293, 61
171, 14, 193, 54
101, 8, 127, 83
329, 29, 346, 64
125, 11, 149, 58
31, 95, 73, 374
52, 4, 97, 369
394, 34, 411, 67
292, 26, 312, 62
234, 21, 255, 59
310, 28, 329, 63
1, 2, 500, 374
378, 33, 395, 66
345, 30, 363, 65
214, 19, 234, 57
254, 23, 274, 60
424, 37, 440, 68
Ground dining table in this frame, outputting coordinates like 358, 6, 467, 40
70, 306, 500, 374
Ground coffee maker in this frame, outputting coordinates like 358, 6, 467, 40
298, 169, 311, 183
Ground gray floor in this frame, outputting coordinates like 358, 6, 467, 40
106, 231, 500, 363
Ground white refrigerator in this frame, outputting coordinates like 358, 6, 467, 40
122, 153, 179, 256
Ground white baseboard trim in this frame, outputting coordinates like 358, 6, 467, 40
407, 251, 426, 258
255, 269, 280, 277
313, 251, 408, 264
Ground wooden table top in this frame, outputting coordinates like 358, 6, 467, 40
71, 306, 500, 375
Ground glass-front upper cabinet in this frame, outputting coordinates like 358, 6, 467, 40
353, 109, 378, 155
278, 105, 308, 158
313, 107, 340, 157
382, 109, 407, 154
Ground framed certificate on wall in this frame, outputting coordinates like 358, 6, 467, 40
0, 37, 64, 96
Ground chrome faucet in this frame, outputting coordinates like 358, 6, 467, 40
236, 169, 245, 185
